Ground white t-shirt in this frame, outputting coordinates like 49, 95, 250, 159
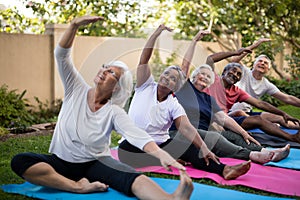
128, 76, 186, 144
232, 66, 280, 112
49, 46, 153, 163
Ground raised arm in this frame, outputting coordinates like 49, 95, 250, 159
231, 38, 271, 63
59, 16, 103, 48
136, 25, 173, 88
206, 48, 252, 71
181, 30, 210, 78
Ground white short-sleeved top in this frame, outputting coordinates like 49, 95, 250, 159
49, 46, 153, 163
128, 75, 186, 144
232, 66, 280, 112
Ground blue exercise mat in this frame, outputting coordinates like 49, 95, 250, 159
265, 148, 300, 170
1, 178, 293, 200
248, 128, 297, 135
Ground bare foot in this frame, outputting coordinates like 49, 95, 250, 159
75, 178, 108, 193
249, 151, 274, 164
223, 160, 251, 180
172, 170, 194, 200
270, 144, 290, 162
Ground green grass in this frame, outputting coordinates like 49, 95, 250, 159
0, 105, 299, 199
278, 105, 300, 119
0, 134, 52, 199
253, 105, 300, 119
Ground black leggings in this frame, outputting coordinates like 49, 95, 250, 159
118, 138, 225, 176
11, 152, 140, 196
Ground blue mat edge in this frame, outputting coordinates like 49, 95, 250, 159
1, 177, 294, 200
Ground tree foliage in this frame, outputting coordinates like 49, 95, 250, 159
0, 0, 299, 76
158, 0, 300, 77
1, 0, 154, 37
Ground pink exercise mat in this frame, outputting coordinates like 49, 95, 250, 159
111, 149, 300, 197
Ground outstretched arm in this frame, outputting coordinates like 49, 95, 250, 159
59, 16, 103, 48
174, 115, 220, 166
206, 48, 252, 71
214, 111, 260, 145
136, 25, 173, 88
181, 30, 210, 78
246, 97, 300, 125
143, 141, 186, 171
231, 38, 271, 63
272, 91, 300, 108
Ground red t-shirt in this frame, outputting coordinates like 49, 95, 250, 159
203, 72, 250, 113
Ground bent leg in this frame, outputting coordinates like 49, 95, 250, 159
260, 112, 299, 129
24, 162, 107, 193
11, 153, 107, 193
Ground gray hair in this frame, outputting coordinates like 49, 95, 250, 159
106, 61, 133, 108
190, 64, 215, 86
222, 62, 243, 76
164, 65, 186, 92
254, 54, 271, 69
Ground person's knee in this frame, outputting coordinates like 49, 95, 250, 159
11, 153, 31, 177
229, 110, 248, 117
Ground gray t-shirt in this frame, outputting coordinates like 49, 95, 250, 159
232, 66, 279, 112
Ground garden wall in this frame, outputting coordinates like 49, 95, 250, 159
0, 24, 290, 106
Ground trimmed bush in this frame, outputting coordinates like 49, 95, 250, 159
0, 85, 33, 132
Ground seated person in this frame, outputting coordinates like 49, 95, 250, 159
171, 31, 289, 163
230, 39, 300, 129
10, 16, 194, 200
203, 52, 300, 143
119, 24, 255, 181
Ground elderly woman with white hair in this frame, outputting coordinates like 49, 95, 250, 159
118, 25, 253, 181
10, 16, 196, 200
171, 31, 290, 163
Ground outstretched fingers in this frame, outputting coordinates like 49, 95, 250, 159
72, 16, 104, 27
246, 134, 261, 146
194, 30, 211, 41
158, 24, 173, 32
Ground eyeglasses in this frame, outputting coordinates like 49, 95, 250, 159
102, 64, 119, 81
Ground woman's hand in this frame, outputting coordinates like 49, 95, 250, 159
158, 149, 186, 172
193, 30, 211, 42
71, 16, 104, 28
157, 24, 173, 33
242, 132, 261, 146
200, 145, 220, 166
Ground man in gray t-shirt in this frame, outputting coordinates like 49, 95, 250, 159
230, 39, 300, 129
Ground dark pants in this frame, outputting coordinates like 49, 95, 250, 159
11, 153, 140, 196
118, 138, 225, 176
